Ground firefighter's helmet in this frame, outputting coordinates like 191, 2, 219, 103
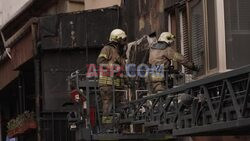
158, 32, 175, 44
109, 29, 127, 42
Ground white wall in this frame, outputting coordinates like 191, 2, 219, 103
0, 1, 3, 28
0, 0, 31, 28
84, 0, 121, 10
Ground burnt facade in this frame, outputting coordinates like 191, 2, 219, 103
0, 0, 250, 141
0, 5, 122, 141
39, 7, 119, 111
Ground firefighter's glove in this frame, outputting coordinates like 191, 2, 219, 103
189, 62, 200, 72
192, 65, 200, 72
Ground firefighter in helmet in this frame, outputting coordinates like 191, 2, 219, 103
148, 32, 199, 94
97, 29, 127, 128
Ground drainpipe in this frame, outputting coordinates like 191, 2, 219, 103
32, 23, 41, 141
34, 46, 41, 141
0, 108, 2, 141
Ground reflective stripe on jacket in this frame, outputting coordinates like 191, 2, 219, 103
99, 75, 124, 87
149, 73, 165, 82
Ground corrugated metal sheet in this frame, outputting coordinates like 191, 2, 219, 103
39, 6, 119, 49
41, 50, 98, 111
39, 7, 118, 110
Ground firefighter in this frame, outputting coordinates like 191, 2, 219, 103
148, 32, 199, 94
97, 29, 127, 129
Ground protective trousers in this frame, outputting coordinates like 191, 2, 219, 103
100, 86, 124, 116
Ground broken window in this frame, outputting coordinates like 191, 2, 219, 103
224, 0, 250, 69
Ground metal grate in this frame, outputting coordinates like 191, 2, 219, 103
40, 112, 76, 141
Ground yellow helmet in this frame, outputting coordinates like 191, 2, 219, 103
158, 32, 175, 44
109, 29, 127, 42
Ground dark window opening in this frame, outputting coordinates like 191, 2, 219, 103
225, 0, 250, 69
207, 0, 217, 70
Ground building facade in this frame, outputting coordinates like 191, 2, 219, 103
0, 0, 250, 141
166, 0, 250, 77
0, 0, 32, 26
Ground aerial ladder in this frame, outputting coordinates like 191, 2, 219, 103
66, 64, 250, 140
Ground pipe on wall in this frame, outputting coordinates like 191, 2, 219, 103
32, 22, 41, 141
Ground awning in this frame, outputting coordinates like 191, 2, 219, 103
0, 32, 34, 90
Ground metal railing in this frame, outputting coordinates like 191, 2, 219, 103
66, 66, 250, 138
40, 112, 75, 141
119, 65, 250, 136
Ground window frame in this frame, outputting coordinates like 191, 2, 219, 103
178, 6, 191, 74
166, 9, 178, 67
165, 0, 221, 78
204, 0, 219, 74
189, 0, 207, 77
188, 0, 219, 77
224, 0, 250, 69
214, 0, 227, 72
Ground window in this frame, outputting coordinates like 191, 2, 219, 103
189, 0, 218, 77
190, 0, 206, 76
178, 8, 191, 74
166, 10, 178, 67
166, 0, 218, 77
224, 0, 250, 69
